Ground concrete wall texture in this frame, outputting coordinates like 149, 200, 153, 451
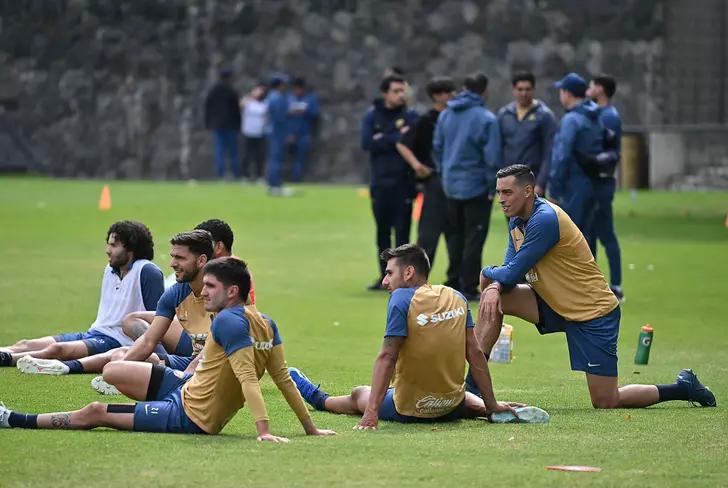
0, 0, 724, 184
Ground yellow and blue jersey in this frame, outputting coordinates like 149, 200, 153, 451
483, 198, 618, 324
156, 283, 212, 355
385, 284, 474, 418
181, 305, 309, 434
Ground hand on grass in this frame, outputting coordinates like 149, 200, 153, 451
354, 412, 378, 431
257, 433, 290, 443
486, 401, 518, 416
308, 428, 337, 436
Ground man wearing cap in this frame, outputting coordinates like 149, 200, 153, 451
549, 72, 603, 237
204, 69, 242, 180
266, 74, 293, 196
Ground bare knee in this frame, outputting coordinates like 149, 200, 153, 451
102, 361, 125, 383
42, 343, 65, 357
350, 385, 370, 401
109, 348, 128, 362
13, 339, 31, 349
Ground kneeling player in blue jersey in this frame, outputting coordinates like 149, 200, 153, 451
0, 258, 336, 442
475, 164, 716, 409
290, 244, 545, 430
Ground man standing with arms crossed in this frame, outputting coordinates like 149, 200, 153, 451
475, 164, 716, 410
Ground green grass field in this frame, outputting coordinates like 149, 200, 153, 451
0, 177, 727, 487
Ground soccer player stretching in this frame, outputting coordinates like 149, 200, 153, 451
475, 164, 716, 409
1, 258, 336, 441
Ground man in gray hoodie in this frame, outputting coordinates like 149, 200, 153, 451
433, 73, 502, 299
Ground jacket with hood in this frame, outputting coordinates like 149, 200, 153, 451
361, 99, 419, 188
497, 100, 557, 190
432, 90, 502, 200
549, 99, 604, 202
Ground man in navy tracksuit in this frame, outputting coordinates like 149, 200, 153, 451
361, 75, 419, 290
433, 73, 501, 299
549, 72, 604, 240
266, 74, 291, 196
586, 74, 624, 301
497, 71, 557, 196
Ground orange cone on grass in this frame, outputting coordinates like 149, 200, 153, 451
99, 185, 112, 211
412, 192, 424, 222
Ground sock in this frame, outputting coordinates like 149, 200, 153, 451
8, 412, 38, 429
657, 382, 690, 402
0, 351, 12, 367
311, 389, 329, 411
63, 360, 84, 374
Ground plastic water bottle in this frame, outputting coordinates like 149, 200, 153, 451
490, 324, 513, 363
634, 324, 654, 365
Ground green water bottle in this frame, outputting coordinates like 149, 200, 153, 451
634, 324, 654, 365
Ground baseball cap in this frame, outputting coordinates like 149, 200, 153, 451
554, 72, 587, 97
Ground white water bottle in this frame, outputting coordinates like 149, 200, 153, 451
490, 324, 513, 363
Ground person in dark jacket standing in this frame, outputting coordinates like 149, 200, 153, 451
433, 73, 502, 299
586, 74, 624, 302
204, 69, 242, 180
549, 72, 604, 238
266, 74, 293, 196
497, 72, 557, 196
396, 76, 456, 278
361, 75, 419, 290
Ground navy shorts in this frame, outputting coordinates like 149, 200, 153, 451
53, 331, 121, 355
157, 353, 193, 372
534, 295, 620, 377
379, 388, 465, 423
174, 332, 193, 356
133, 367, 202, 434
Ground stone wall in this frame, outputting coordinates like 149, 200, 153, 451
0, 0, 665, 181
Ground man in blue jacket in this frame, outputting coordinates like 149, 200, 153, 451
287, 77, 320, 182
266, 74, 292, 196
361, 75, 419, 290
204, 69, 242, 180
498, 71, 556, 196
433, 72, 501, 299
549, 72, 603, 238
586, 74, 624, 302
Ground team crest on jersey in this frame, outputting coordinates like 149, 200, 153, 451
525, 269, 539, 284
395, 118, 405, 128
190, 333, 208, 355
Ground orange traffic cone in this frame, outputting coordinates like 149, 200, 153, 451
99, 185, 112, 211
724, 213, 728, 229
412, 192, 424, 222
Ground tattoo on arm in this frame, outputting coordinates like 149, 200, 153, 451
51, 413, 71, 429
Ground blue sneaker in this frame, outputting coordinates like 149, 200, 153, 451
676, 369, 716, 407
490, 406, 550, 424
288, 367, 325, 409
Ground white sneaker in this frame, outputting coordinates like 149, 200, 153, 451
0, 402, 11, 428
490, 406, 550, 424
91, 376, 121, 395
17, 356, 70, 375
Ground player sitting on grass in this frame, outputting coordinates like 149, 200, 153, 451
15, 230, 214, 387
473, 164, 716, 409
0, 257, 337, 441
1, 221, 164, 369
289, 244, 548, 429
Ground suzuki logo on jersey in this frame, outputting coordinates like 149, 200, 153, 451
416, 307, 465, 326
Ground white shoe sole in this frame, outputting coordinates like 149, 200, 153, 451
16, 357, 69, 375
91, 376, 121, 395
490, 406, 550, 424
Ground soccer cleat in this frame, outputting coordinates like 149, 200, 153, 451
0, 402, 11, 428
490, 406, 550, 424
610, 286, 626, 303
16, 356, 70, 375
91, 376, 121, 396
288, 367, 322, 408
676, 369, 716, 407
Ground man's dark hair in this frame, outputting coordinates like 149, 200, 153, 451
464, 72, 489, 94
511, 71, 535, 87
496, 164, 536, 187
106, 221, 155, 261
195, 219, 233, 252
380, 75, 406, 93
203, 257, 251, 301
170, 230, 214, 260
380, 244, 430, 278
292, 77, 306, 88
426, 76, 456, 99
592, 74, 617, 98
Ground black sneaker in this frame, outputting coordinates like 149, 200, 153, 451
676, 369, 717, 407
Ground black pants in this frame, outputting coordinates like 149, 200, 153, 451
417, 174, 455, 279
242, 136, 266, 179
446, 193, 493, 295
371, 184, 414, 278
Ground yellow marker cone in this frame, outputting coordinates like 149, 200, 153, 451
99, 185, 112, 211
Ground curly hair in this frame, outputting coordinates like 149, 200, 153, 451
106, 221, 155, 260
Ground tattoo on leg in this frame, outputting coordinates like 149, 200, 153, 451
51, 413, 71, 428
129, 323, 148, 340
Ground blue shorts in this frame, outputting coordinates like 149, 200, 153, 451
379, 388, 465, 423
133, 389, 205, 434
53, 331, 121, 355
174, 332, 193, 356
535, 295, 620, 377
149, 365, 193, 401
158, 353, 193, 372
